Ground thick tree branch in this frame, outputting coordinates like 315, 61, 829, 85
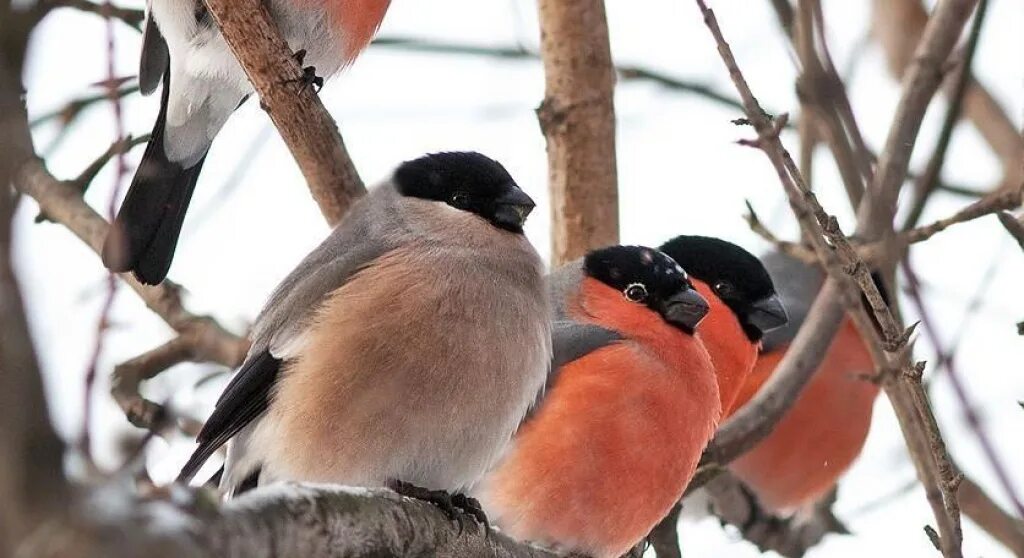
202, 0, 364, 226
536, 0, 618, 266
26, 485, 562, 558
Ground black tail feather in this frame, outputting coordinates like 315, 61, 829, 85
102, 72, 206, 285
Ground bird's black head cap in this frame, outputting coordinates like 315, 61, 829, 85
584, 245, 710, 333
660, 235, 787, 342
394, 151, 535, 233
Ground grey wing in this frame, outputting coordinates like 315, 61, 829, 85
760, 251, 824, 352
550, 320, 622, 374
251, 190, 406, 357
139, 3, 169, 95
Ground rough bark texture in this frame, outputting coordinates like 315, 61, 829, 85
202, 0, 365, 225
537, 0, 618, 266
22, 485, 562, 558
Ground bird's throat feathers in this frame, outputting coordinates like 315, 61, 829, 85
691, 280, 760, 417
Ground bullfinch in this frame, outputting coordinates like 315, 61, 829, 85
476, 245, 719, 558
102, 0, 392, 284
177, 152, 551, 518
728, 251, 883, 513
659, 236, 788, 415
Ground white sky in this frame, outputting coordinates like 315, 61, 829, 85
14, 1, 1024, 556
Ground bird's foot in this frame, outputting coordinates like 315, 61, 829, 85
387, 480, 489, 533
284, 49, 324, 93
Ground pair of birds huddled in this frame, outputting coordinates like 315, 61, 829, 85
101, 1, 883, 556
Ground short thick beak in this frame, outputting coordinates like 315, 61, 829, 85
746, 293, 788, 333
661, 288, 710, 332
492, 187, 536, 231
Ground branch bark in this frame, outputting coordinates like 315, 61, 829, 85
536, 0, 618, 266
692, 2, 981, 555
201, 0, 365, 225
25, 485, 562, 558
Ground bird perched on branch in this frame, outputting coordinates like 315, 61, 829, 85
103, 0, 391, 285
177, 152, 550, 521
727, 251, 883, 513
477, 245, 719, 558
659, 235, 787, 415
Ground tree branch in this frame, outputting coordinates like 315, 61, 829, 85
536, 0, 618, 266
26, 485, 562, 558
872, 0, 1023, 188
201, 0, 364, 226
692, 2, 980, 555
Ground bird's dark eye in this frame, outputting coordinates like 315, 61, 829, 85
449, 192, 470, 209
624, 283, 648, 303
714, 281, 736, 297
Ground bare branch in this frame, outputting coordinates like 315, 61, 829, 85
901, 0, 990, 230
997, 211, 1024, 251
202, 0, 364, 225
24, 485, 562, 558
111, 330, 249, 432
703, 473, 847, 558
691, 2, 982, 555
536, 0, 618, 265
860, 0, 983, 237
872, 0, 1023, 187
46, 0, 144, 29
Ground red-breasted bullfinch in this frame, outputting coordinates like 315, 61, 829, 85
102, 0, 391, 285
177, 152, 551, 520
476, 245, 719, 558
728, 251, 883, 513
659, 236, 788, 415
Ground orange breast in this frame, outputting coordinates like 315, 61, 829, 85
691, 280, 759, 417
479, 280, 721, 558
317, 0, 391, 60
728, 319, 880, 512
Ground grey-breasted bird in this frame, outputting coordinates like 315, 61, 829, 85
178, 152, 551, 518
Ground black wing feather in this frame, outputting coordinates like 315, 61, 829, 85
177, 351, 281, 483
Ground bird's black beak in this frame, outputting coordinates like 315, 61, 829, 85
492, 186, 535, 231
746, 293, 788, 334
661, 288, 710, 333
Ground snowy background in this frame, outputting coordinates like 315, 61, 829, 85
14, 0, 1024, 556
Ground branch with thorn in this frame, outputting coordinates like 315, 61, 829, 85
691, 1, 982, 556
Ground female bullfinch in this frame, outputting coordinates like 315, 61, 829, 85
728, 251, 882, 513
178, 152, 551, 522
476, 245, 719, 558
659, 235, 788, 415
103, 0, 392, 284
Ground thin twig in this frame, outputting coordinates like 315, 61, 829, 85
370, 36, 765, 119
692, 2, 977, 555
997, 212, 1024, 251
901, 0, 990, 230
46, 0, 143, 29
902, 261, 1024, 518
80, 3, 130, 462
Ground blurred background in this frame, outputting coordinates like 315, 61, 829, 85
14, 0, 1023, 555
